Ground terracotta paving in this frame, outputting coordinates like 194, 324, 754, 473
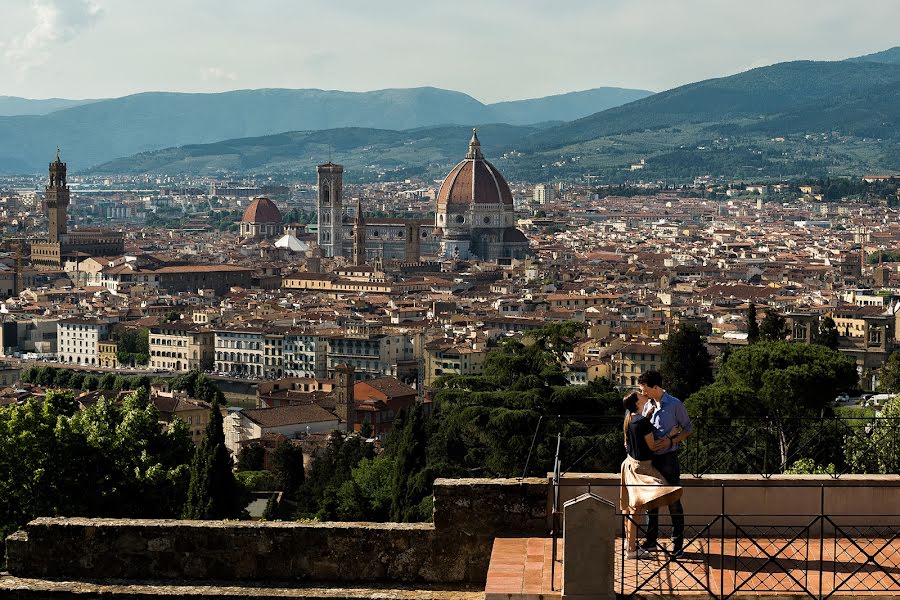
486, 536, 900, 599
485, 537, 562, 600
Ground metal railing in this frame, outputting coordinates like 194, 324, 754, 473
526, 414, 900, 481
542, 414, 900, 596
615, 485, 900, 600
549, 480, 900, 598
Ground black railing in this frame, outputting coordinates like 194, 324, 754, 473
616, 500, 900, 598
548, 480, 900, 598
529, 414, 900, 480
543, 414, 900, 596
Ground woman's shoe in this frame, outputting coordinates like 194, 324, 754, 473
626, 548, 652, 559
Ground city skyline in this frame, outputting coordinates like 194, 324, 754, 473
0, 0, 898, 102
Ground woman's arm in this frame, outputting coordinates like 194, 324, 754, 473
644, 431, 673, 452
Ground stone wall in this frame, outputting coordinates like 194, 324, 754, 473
4, 477, 550, 585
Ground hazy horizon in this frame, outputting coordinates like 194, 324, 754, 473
1, 0, 898, 103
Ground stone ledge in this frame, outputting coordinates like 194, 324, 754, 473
0, 574, 484, 600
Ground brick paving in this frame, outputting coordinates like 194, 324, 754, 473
486, 536, 900, 599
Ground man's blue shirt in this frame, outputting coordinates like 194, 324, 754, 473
648, 391, 693, 455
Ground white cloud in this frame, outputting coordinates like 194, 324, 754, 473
3, 0, 103, 73
201, 67, 238, 82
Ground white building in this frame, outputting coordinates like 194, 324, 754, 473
57, 318, 110, 366
224, 404, 340, 455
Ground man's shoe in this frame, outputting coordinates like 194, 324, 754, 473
670, 543, 684, 559
639, 540, 658, 550
626, 547, 652, 560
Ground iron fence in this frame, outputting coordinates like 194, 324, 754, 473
525, 414, 900, 479
544, 416, 900, 599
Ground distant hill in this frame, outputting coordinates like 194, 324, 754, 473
487, 88, 652, 125
0, 86, 649, 174
0, 96, 99, 116
525, 60, 900, 150
846, 46, 900, 65
87, 123, 542, 181
508, 59, 900, 182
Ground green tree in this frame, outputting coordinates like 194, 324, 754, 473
99, 372, 117, 390
262, 493, 279, 520
844, 394, 900, 473
0, 389, 192, 547
171, 370, 226, 404
272, 440, 305, 497
81, 375, 99, 391
660, 324, 713, 401
687, 341, 857, 470
164, 309, 181, 322
236, 443, 265, 471
812, 316, 840, 350
390, 405, 429, 522
53, 368, 73, 388
879, 352, 900, 394
747, 303, 759, 344
759, 308, 786, 341
293, 431, 374, 520
182, 401, 245, 519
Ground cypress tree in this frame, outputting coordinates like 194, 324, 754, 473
747, 302, 759, 344
183, 400, 243, 519
272, 440, 305, 497
390, 404, 428, 522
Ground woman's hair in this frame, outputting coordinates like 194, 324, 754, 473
623, 392, 639, 445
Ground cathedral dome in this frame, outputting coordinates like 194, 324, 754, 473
437, 129, 513, 208
242, 197, 282, 224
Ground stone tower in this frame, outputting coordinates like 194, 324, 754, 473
46, 149, 69, 244
317, 162, 344, 258
353, 198, 366, 266
405, 222, 421, 262
334, 363, 355, 432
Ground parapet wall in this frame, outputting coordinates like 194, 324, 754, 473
5, 477, 549, 585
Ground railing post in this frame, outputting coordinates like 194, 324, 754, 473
721, 483, 726, 598
818, 484, 825, 600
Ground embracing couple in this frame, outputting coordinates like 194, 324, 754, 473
620, 370, 693, 560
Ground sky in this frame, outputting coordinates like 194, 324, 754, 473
0, 0, 898, 103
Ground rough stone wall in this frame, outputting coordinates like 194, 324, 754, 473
4, 477, 551, 585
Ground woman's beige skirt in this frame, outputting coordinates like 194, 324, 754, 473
620, 455, 683, 512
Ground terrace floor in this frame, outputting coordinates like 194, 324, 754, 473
485, 536, 900, 599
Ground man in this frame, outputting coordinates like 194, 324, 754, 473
638, 369, 693, 558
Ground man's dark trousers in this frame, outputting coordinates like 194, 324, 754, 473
645, 451, 684, 550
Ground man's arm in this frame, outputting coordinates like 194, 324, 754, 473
668, 401, 693, 444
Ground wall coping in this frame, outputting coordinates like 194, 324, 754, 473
25, 517, 435, 531
553, 473, 900, 486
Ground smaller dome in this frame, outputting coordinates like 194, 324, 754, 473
242, 197, 282, 224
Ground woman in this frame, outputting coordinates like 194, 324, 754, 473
620, 391, 683, 559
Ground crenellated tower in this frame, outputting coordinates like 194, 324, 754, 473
46, 149, 69, 244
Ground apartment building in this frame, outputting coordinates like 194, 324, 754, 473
148, 322, 214, 372
57, 318, 111, 366
423, 339, 487, 388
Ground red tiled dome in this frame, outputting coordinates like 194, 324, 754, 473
242, 197, 282, 224
437, 129, 513, 207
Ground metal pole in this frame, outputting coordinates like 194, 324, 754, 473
520, 415, 543, 479
819, 484, 825, 600
550, 432, 561, 592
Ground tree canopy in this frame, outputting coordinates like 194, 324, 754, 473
0, 388, 192, 547
660, 324, 712, 401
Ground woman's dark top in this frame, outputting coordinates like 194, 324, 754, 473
626, 413, 654, 461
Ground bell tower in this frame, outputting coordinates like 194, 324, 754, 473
317, 162, 344, 258
46, 148, 69, 244
352, 198, 366, 265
